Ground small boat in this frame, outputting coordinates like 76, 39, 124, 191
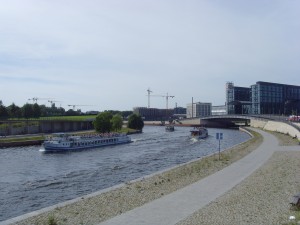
190, 127, 208, 139
42, 133, 132, 153
165, 125, 175, 132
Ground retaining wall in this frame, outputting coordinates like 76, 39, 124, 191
250, 119, 300, 141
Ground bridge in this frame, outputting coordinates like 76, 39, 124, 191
182, 114, 300, 131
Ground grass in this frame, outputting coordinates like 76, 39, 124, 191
0, 136, 44, 143
283, 208, 300, 225
47, 215, 58, 225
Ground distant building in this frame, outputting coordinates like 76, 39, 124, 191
212, 105, 227, 116
173, 107, 187, 119
226, 81, 300, 115
133, 107, 174, 121
85, 111, 99, 115
186, 102, 212, 118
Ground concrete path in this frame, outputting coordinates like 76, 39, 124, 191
98, 128, 280, 225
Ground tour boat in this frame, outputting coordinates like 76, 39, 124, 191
42, 133, 132, 153
190, 127, 208, 139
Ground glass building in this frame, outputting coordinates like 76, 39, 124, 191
226, 81, 300, 115
251, 81, 300, 115
226, 82, 251, 114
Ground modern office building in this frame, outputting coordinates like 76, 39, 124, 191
186, 102, 212, 118
251, 81, 300, 115
226, 81, 300, 115
226, 82, 251, 114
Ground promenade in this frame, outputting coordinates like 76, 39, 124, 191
97, 128, 295, 225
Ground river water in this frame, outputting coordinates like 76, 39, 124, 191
0, 126, 250, 222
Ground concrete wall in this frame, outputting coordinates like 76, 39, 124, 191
250, 120, 267, 129
250, 119, 300, 141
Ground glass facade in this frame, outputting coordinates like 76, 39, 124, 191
251, 82, 284, 114
227, 81, 300, 115
226, 82, 251, 114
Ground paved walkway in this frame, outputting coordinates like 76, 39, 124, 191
98, 128, 281, 225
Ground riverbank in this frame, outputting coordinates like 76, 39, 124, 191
9, 128, 262, 225
178, 132, 300, 225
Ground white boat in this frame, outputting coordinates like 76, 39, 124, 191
42, 133, 132, 153
165, 125, 175, 132
190, 127, 208, 139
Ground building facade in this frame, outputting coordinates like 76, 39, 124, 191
133, 107, 174, 121
186, 102, 212, 118
226, 81, 300, 115
251, 81, 300, 115
212, 105, 227, 115
226, 82, 251, 114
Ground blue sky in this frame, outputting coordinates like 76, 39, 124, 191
0, 0, 299, 111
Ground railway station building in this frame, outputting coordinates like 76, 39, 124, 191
226, 81, 300, 115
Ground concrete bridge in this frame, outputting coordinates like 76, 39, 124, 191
181, 114, 290, 128
181, 114, 300, 140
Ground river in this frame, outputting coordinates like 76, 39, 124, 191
0, 126, 250, 222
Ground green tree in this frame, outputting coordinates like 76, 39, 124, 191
0, 101, 8, 118
22, 103, 34, 118
32, 103, 41, 118
93, 111, 113, 133
7, 103, 22, 118
127, 113, 144, 130
111, 114, 123, 131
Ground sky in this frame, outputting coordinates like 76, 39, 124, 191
0, 0, 300, 112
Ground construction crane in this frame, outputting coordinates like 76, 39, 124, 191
68, 104, 93, 111
28, 97, 52, 104
147, 88, 152, 108
149, 93, 175, 110
48, 100, 62, 107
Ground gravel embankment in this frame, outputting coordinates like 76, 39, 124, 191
10, 130, 299, 225
176, 151, 300, 225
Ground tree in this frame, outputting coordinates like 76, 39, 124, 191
0, 102, 8, 119
127, 113, 144, 130
111, 114, 123, 131
7, 103, 22, 118
93, 111, 113, 133
22, 103, 34, 118
32, 103, 41, 118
